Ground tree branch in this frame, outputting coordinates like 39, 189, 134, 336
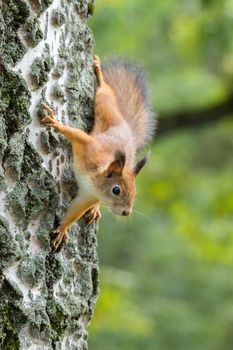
157, 94, 233, 135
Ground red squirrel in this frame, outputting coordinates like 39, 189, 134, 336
42, 55, 155, 250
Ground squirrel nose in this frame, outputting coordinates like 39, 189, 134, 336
122, 210, 130, 216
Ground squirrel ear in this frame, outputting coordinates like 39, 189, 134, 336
134, 156, 148, 176
104, 150, 126, 177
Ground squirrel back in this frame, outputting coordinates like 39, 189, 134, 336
102, 58, 156, 151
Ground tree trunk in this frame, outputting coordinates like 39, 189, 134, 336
0, 1, 98, 349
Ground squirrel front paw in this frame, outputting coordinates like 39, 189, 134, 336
41, 104, 58, 127
52, 225, 68, 251
82, 204, 101, 225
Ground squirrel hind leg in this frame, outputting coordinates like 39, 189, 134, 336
93, 55, 104, 87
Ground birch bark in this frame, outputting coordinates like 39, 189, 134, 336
0, 1, 98, 349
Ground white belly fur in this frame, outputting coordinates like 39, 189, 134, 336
73, 161, 97, 198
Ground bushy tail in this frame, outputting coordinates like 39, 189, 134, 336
102, 58, 156, 151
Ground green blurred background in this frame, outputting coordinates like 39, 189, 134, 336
88, 1, 233, 349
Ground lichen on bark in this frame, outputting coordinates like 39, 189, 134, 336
23, 15, 43, 47
30, 44, 55, 89
0, 0, 98, 349
0, 0, 30, 65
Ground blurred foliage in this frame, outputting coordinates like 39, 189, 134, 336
89, 119, 233, 350
88, 1, 233, 349
89, 0, 233, 114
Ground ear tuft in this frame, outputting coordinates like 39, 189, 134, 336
134, 156, 148, 176
104, 150, 126, 177
115, 150, 126, 169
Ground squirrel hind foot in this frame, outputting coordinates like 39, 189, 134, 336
93, 55, 101, 68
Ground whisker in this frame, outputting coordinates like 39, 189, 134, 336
100, 201, 111, 207
100, 201, 150, 220
132, 208, 149, 220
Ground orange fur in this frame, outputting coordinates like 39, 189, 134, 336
41, 55, 154, 249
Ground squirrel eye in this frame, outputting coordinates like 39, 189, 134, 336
112, 186, 121, 196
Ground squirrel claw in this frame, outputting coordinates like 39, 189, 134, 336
52, 226, 68, 250
42, 104, 55, 116
93, 55, 101, 69
83, 204, 101, 225
41, 105, 60, 129
41, 104, 56, 121
41, 115, 56, 125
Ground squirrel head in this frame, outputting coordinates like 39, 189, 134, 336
93, 150, 147, 216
